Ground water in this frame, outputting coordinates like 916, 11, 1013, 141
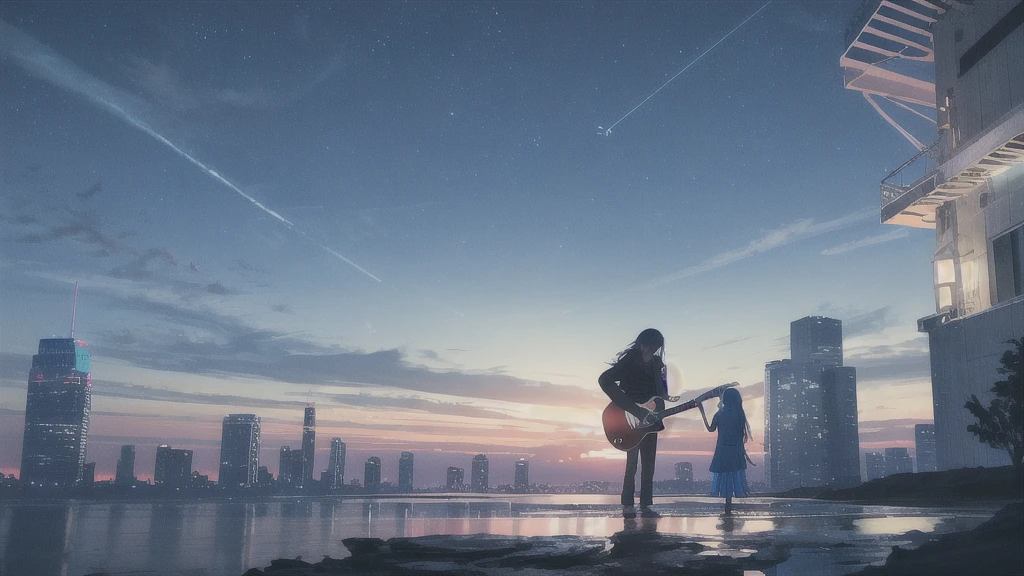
0, 495, 998, 576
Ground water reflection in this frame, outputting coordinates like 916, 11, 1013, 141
3, 504, 73, 576
147, 504, 183, 569
0, 497, 998, 576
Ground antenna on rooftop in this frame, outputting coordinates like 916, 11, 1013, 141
70, 281, 79, 338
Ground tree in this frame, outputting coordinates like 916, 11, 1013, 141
965, 338, 1023, 480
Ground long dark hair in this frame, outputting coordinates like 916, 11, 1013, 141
613, 328, 664, 373
720, 387, 752, 442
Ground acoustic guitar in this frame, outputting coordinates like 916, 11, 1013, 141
602, 383, 736, 451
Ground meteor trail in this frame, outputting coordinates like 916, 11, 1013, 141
599, 1, 772, 137
0, 19, 379, 283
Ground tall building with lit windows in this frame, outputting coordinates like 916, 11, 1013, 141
765, 317, 860, 491
301, 404, 316, 486
398, 452, 414, 492
364, 457, 382, 491
219, 414, 261, 488
844, 0, 1021, 470
471, 454, 489, 492
327, 437, 346, 489
514, 459, 529, 492
20, 338, 92, 487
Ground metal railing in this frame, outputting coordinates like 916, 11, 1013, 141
880, 137, 942, 211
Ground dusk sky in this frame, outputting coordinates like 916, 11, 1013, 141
0, 1, 937, 487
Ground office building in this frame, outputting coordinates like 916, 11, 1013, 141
155, 445, 193, 488
301, 404, 316, 486
765, 317, 860, 491
791, 316, 844, 367
327, 437, 346, 489
514, 459, 529, 492
865, 452, 886, 481
218, 414, 261, 489
844, 0, 1021, 471
915, 423, 937, 472
82, 462, 95, 486
20, 337, 92, 487
398, 451, 414, 492
885, 447, 914, 476
278, 446, 303, 487
471, 454, 489, 492
822, 367, 861, 488
446, 467, 464, 490
675, 462, 693, 483
364, 457, 381, 491
115, 445, 136, 486
257, 466, 273, 485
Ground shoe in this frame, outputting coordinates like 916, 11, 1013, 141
622, 505, 637, 518
639, 506, 661, 518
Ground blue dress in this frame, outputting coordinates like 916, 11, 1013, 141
708, 410, 750, 498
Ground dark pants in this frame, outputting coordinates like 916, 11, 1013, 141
621, 433, 657, 506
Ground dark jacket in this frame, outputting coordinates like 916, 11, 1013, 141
599, 353, 667, 410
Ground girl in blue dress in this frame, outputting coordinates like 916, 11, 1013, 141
697, 387, 751, 513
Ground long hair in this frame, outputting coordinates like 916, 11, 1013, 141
720, 387, 752, 442
613, 328, 664, 374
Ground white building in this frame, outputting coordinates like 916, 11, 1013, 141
844, 0, 1022, 470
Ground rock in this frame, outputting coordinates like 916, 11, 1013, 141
484, 535, 606, 568
241, 570, 266, 576
342, 537, 388, 556
851, 502, 1023, 576
608, 530, 707, 558
387, 534, 531, 561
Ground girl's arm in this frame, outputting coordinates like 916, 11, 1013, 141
697, 403, 715, 432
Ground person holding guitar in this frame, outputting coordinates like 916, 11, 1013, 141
599, 328, 667, 518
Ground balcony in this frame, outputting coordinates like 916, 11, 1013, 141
881, 104, 1024, 228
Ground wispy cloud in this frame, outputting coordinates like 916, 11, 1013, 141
644, 208, 876, 290
821, 229, 910, 256
702, 336, 753, 350
564, 208, 875, 314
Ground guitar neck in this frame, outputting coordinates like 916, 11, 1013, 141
660, 400, 699, 419
657, 383, 734, 419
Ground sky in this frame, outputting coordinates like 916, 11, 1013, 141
0, 1, 938, 487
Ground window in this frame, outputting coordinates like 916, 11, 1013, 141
993, 225, 1024, 303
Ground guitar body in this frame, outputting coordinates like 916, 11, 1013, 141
602, 383, 736, 451
602, 398, 665, 451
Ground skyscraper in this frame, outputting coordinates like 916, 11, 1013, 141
279, 446, 293, 485
514, 459, 529, 492
155, 445, 193, 488
219, 414, 260, 489
822, 366, 860, 488
398, 452, 414, 492
115, 445, 136, 486
327, 437, 346, 489
915, 424, 937, 473
790, 316, 843, 367
20, 337, 92, 487
471, 454, 489, 492
301, 404, 316, 487
865, 452, 886, 481
364, 457, 381, 491
764, 317, 860, 491
884, 448, 913, 477
82, 462, 95, 485
446, 467, 464, 490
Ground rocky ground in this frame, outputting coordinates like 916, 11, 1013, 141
242, 527, 791, 575
849, 502, 1023, 576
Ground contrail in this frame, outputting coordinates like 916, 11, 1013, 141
0, 20, 380, 283
598, 1, 772, 137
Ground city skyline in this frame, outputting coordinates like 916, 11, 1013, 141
1, 1, 939, 486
